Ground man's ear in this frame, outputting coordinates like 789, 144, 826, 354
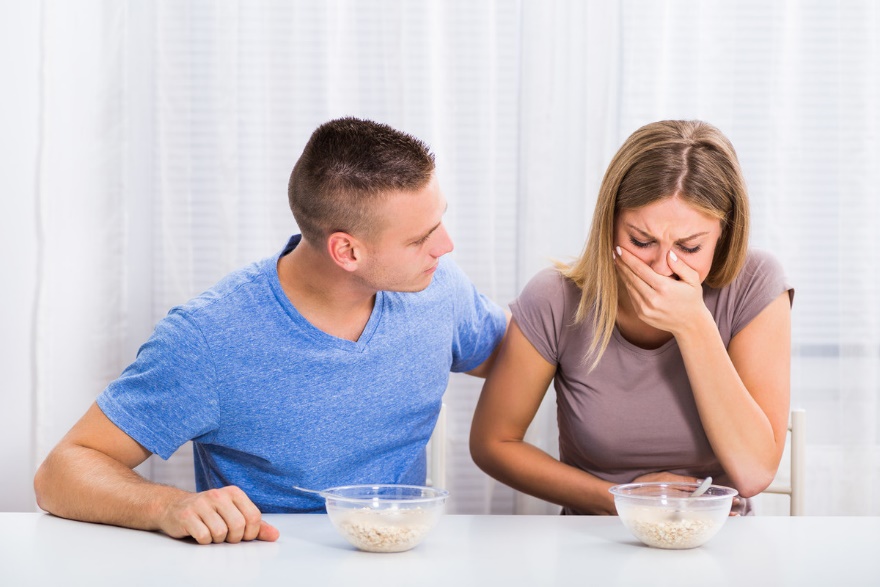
327, 232, 362, 273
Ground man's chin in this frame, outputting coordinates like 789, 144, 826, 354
390, 276, 435, 293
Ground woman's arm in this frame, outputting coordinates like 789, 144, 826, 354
614, 248, 791, 497
469, 319, 619, 514
677, 292, 791, 496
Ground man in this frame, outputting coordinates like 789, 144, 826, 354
34, 117, 507, 545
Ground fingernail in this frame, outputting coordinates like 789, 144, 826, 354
669, 250, 678, 262
615, 246, 622, 257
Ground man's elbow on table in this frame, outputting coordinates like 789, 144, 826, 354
32, 462, 49, 513
33, 451, 67, 515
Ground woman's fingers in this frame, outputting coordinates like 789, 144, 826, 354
614, 246, 663, 291
667, 249, 700, 285
613, 245, 707, 333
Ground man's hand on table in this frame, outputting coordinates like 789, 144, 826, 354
159, 485, 279, 545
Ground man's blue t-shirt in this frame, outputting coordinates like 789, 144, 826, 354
97, 236, 506, 513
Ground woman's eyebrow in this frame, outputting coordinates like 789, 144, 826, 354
627, 224, 653, 239
626, 223, 709, 242
676, 231, 710, 242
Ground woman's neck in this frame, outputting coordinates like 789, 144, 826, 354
615, 289, 674, 349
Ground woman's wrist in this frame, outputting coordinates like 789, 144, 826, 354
671, 306, 717, 345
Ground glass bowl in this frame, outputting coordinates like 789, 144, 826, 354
609, 482, 738, 549
321, 484, 448, 553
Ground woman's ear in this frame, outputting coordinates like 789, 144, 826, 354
327, 232, 361, 273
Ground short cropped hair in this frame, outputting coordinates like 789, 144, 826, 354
288, 117, 436, 245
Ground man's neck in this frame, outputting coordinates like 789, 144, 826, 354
277, 241, 376, 342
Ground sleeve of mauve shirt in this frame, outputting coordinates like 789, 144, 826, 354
728, 249, 794, 338
96, 308, 221, 460
509, 267, 568, 366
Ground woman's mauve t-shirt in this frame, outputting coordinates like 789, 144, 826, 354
511, 249, 792, 515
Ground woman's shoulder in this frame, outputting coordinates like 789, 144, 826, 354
518, 265, 580, 305
513, 265, 584, 333
742, 248, 785, 275
511, 265, 582, 364
713, 249, 792, 336
733, 249, 790, 293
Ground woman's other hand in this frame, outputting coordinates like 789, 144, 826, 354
631, 471, 701, 484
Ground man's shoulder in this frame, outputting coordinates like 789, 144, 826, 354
173, 255, 278, 323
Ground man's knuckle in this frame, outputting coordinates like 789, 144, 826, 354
210, 524, 228, 543
191, 528, 211, 545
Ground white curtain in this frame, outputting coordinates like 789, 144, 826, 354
612, 0, 880, 516
2, 0, 878, 516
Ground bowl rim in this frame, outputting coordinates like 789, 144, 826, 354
320, 483, 449, 504
608, 481, 738, 502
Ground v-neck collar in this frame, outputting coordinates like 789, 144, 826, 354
269, 235, 384, 353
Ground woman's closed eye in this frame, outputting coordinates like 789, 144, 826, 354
677, 243, 702, 254
628, 236, 702, 255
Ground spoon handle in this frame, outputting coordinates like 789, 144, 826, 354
292, 485, 325, 497
690, 476, 713, 497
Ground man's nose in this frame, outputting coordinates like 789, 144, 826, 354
430, 224, 454, 257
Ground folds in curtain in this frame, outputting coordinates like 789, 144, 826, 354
10, 0, 879, 517
1, 1, 134, 511
33, 0, 130, 477
0, 1, 42, 512
145, 0, 529, 511
510, 0, 622, 514
615, 0, 880, 516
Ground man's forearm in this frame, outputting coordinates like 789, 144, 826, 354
34, 444, 185, 532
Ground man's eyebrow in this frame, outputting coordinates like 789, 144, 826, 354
414, 221, 441, 242
413, 203, 448, 242
626, 223, 709, 242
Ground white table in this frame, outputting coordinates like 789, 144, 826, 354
2, 513, 878, 586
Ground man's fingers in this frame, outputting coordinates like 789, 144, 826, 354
167, 486, 272, 545
200, 506, 233, 544
179, 509, 218, 545
257, 520, 280, 542
231, 489, 265, 542
215, 499, 248, 543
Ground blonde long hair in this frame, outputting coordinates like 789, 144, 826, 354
560, 120, 750, 369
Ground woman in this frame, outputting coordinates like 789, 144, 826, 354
470, 120, 793, 515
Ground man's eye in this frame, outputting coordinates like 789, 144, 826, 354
628, 237, 651, 248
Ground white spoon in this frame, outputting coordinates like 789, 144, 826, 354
292, 485, 329, 498
665, 477, 712, 521
690, 476, 712, 497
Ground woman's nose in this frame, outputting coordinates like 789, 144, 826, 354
650, 250, 673, 277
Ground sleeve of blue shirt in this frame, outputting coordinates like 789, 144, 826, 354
442, 257, 508, 373
97, 308, 220, 460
